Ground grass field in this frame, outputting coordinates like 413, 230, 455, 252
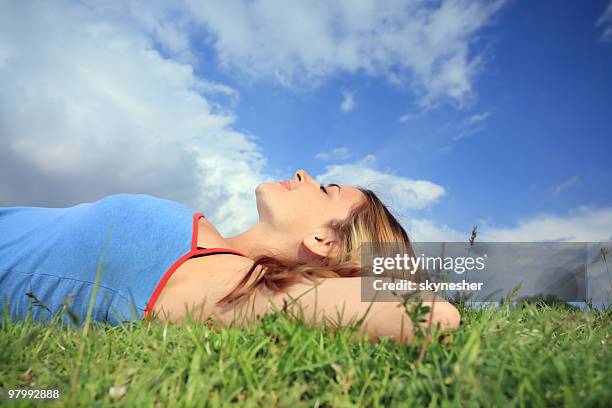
1, 299, 610, 407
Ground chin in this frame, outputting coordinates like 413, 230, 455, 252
255, 182, 278, 222
255, 181, 279, 197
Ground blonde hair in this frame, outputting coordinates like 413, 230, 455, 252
216, 188, 425, 307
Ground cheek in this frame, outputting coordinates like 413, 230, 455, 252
274, 195, 310, 230
260, 189, 321, 232
281, 194, 331, 232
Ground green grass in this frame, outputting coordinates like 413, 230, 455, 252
1, 302, 610, 407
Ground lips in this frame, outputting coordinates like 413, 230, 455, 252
279, 180, 291, 190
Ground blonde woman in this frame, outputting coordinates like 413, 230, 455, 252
0, 169, 459, 344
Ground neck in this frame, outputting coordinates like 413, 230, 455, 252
224, 222, 295, 259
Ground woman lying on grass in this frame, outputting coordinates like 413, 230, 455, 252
0, 169, 459, 344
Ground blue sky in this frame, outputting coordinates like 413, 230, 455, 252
1, 0, 611, 241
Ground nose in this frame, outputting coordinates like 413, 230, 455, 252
294, 169, 317, 186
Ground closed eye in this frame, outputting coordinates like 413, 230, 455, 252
320, 184, 328, 194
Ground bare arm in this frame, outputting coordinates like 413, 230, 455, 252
217, 276, 461, 345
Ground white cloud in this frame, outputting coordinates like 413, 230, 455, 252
405, 207, 612, 242
316, 155, 446, 213
399, 114, 411, 123
406, 219, 468, 242
399, 112, 416, 123
479, 207, 612, 242
181, 0, 506, 106
553, 176, 579, 195
315, 146, 352, 161
597, 1, 612, 42
0, 1, 271, 235
80, 0, 197, 65
452, 111, 491, 141
340, 91, 355, 112
398, 108, 430, 123
466, 111, 490, 125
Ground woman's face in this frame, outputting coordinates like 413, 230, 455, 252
255, 169, 366, 239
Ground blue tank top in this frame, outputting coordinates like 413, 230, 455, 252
0, 193, 246, 326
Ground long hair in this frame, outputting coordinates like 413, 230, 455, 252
216, 188, 425, 307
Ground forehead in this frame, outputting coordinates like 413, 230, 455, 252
338, 185, 366, 207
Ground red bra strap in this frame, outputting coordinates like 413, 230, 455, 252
191, 213, 247, 257
144, 213, 248, 320
191, 212, 205, 251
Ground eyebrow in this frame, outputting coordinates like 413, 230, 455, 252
327, 183, 341, 198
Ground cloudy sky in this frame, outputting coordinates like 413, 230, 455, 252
1, 0, 611, 241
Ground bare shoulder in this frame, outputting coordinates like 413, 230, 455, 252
151, 253, 257, 323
